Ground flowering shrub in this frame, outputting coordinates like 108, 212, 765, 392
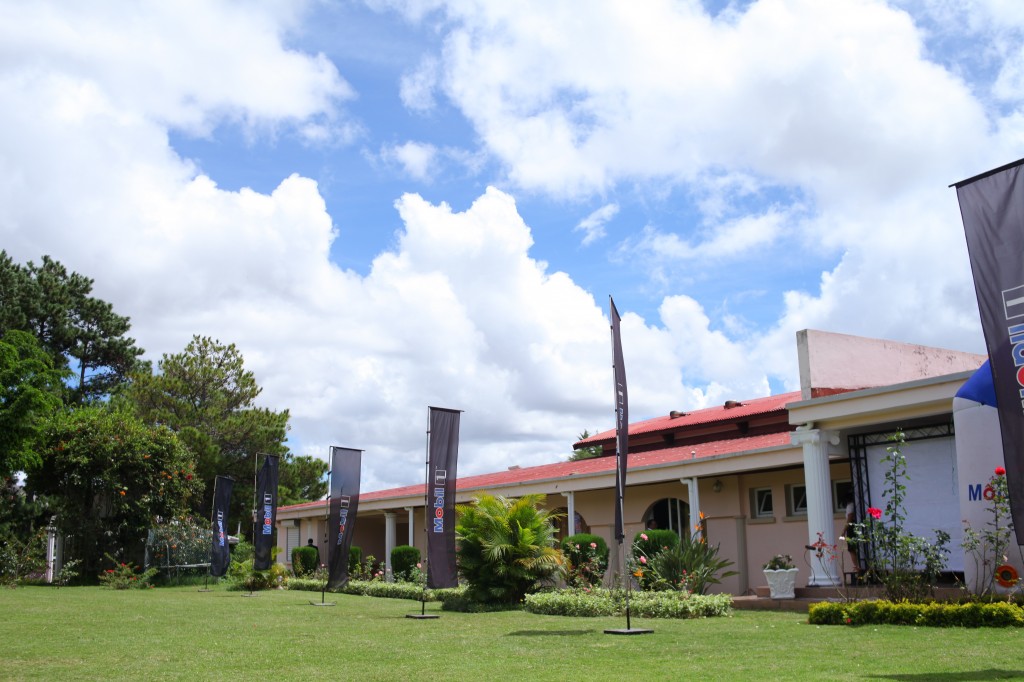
962, 466, 1020, 596
561, 533, 609, 588
145, 516, 209, 576
627, 523, 735, 594
847, 430, 950, 601
98, 554, 159, 589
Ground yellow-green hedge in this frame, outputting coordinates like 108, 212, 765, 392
808, 599, 1024, 627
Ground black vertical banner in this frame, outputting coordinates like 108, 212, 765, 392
210, 475, 234, 577
610, 297, 629, 543
427, 407, 460, 589
253, 454, 279, 570
955, 157, 1024, 541
326, 446, 362, 590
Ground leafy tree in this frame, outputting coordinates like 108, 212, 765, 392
122, 335, 290, 529
278, 455, 327, 506
455, 493, 563, 604
569, 430, 603, 461
0, 330, 67, 478
0, 252, 146, 403
28, 405, 201, 576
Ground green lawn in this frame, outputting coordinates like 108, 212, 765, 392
3, 586, 1024, 681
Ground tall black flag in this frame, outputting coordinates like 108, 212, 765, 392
610, 297, 629, 542
956, 157, 1024, 541
253, 454, 279, 570
427, 407, 460, 589
210, 475, 234, 577
326, 447, 362, 590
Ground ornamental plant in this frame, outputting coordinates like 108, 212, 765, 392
629, 529, 680, 590
962, 466, 1020, 596
455, 493, 562, 604
762, 554, 795, 570
847, 430, 950, 602
652, 531, 737, 594
561, 533, 609, 588
98, 553, 158, 589
391, 544, 421, 582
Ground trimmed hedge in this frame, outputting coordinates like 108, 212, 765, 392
287, 577, 464, 605
633, 529, 679, 559
524, 588, 732, 619
291, 546, 319, 576
391, 545, 420, 581
809, 600, 1024, 628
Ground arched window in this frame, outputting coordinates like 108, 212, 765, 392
551, 507, 591, 539
642, 498, 690, 539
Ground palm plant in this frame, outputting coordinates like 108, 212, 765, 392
455, 493, 563, 604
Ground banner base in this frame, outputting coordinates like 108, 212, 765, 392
309, 601, 336, 607
405, 614, 439, 619
196, 589, 213, 593
604, 628, 653, 635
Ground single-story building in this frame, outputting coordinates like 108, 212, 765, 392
276, 329, 995, 594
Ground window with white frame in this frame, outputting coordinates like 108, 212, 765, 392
832, 480, 853, 513
751, 487, 774, 519
786, 484, 808, 516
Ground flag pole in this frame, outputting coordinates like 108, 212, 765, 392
243, 452, 260, 598
604, 296, 651, 635
198, 476, 217, 592
408, 408, 439, 619
321, 461, 331, 605
310, 452, 335, 606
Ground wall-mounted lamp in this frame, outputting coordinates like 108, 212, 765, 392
712, 479, 723, 493
292, 519, 301, 527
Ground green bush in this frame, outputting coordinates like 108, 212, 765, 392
349, 546, 361, 577
291, 545, 319, 576
649, 533, 737, 594
525, 588, 618, 617
633, 529, 679, 559
226, 559, 289, 591
98, 554, 158, 590
342, 580, 424, 600
456, 493, 562, 604
523, 588, 732, 619
629, 591, 732, 619
561, 534, 609, 588
391, 545, 421, 581
808, 599, 1024, 627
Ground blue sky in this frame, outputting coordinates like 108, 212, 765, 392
2, 0, 1023, 491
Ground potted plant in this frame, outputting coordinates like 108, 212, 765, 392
762, 554, 798, 599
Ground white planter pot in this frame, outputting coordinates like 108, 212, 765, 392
763, 568, 799, 599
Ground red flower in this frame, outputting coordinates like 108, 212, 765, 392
996, 466, 1006, 476
867, 507, 882, 520
186, 474, 192, 480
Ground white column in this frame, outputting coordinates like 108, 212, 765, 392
384, 511, 397, 582
404, 506, 415, 547
45, 525, 56, 583
563, 491, 576, 536
683, 478, 701, 540
792, 426, 840, 587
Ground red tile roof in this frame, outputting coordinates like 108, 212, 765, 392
576, 391, 802, 445
278, 430, 794, 512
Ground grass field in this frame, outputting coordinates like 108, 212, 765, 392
3, 586, 1024, 681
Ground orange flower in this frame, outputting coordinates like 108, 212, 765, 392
119, 490, 126, 496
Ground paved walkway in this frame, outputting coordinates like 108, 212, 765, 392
731, 584, 965, 613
